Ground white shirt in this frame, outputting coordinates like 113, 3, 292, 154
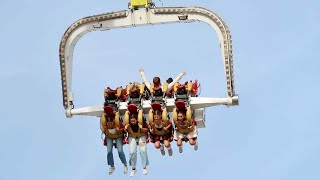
108, 129, 116, 134
155, 123, 163, 128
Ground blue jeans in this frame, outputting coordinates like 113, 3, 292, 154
128, 136, 149, 168
106, 137, 127, 166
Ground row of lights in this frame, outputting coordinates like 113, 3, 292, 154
59, 11, 128, 108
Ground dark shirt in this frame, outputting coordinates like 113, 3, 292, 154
130, 122, 148, 133
131, 123, 139, 133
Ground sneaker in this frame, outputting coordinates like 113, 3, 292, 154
142, 167, 148, 175
160, 149, 165, 156
124, 165, 128, 174
130, 169, 136, 177
194, 144, 198, 151
194, 141, 198, 151
179, 146, 183, 153
168, 148, 173, 156
109, 166, 115, 175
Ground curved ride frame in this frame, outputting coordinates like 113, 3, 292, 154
59, 6, 239, 118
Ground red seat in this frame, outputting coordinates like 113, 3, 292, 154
175, 101, 186, 110
190, 80, 199, 96
107, 90, 117, 95
151, 102, 162, 111
127, 104, 138, 113
129, 89, 140, 98
103, 106, 115, 117
120, 89, 127, 101
177, 84, 186, 89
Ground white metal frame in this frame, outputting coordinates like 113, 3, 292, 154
59, 7, 239, 121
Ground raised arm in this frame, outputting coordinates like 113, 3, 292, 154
167, 72, 186, 91
139, 68, 151, 90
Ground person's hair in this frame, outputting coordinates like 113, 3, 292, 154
129, 113, 138, 120
177, 110, 186, 116
106, 115, 114, 123
131, 82, 140, 91
166, 77, 173, 84
153, 77, 161, 84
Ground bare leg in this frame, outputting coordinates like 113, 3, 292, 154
177, 138, 183, 153
189, 138, 196, 145
164, 140, 170, 148
154, 141, 161, 149
177, 138, 182, 147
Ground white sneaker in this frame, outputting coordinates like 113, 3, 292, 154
160, 145, 165, 156
130, 169, 136, 177
142, 167, 148, 175
194, 141, 198, 151
160, 149, 165, 156
109, 166, 115, 175
124, 165, 128, 174
168, 148, 173, 156
179, 146, 183, 153
194, 144, 198, 151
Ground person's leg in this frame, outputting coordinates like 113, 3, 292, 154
115, 137, 128, 174
106, 138, 115, 175
187, 128, 198, 150
189, 138, 196, 145
177, 138, 183, 153
128, 137, 137, 177
154, 141, 161, 149
128, 137, 137, 168
106, 138, 114, 166
194, 138, 198, 151
115, 137, 127, 165
139, 136, 149, 175
174, 130, 183, 153
164, 139, 173, 156
154, 140, 165, 155
164, 139, 171, 148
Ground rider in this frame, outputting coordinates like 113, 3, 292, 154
174, 110, 198, 153
149, 110, 173, 156
125, 113, 150, 176
165, 77, 175, 98
101, 115, 128, 175
139, 68, 186, 93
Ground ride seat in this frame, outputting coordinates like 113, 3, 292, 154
130, 89, 140, 99
106, 91, 117, 100
153, 87, 163, 97
104, 88, 122, 107
190, 80, 199, 97
176, 84, 187, 95
104, 87, 122, 101
100, 112, 120, 132
172, 106, 192, 126
123, 104, 143, 126
148, 102, 167, 124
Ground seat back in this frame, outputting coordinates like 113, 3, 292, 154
177, 85, 187, 95
153, 87, 163, 97
100, 112, 120, 132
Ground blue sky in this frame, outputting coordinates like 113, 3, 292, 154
1, 0, 320, 179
